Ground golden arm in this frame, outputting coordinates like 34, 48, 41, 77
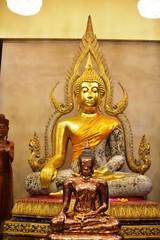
40, 121, 69, 188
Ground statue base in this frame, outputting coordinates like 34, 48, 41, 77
3, 196, 160, 239
47, 233, 122, 240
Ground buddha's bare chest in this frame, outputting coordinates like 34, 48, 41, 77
74, 180, 97, 198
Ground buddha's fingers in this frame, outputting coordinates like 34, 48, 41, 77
40, 170, 53, 189
52, 169, 58, 181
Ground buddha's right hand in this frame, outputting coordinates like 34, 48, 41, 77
57, 212, 66, 224
40, 164, 57, 189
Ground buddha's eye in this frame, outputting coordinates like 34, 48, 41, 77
0, 124, 5, 129
81, 87, 88, 93
92, 87, 98, 93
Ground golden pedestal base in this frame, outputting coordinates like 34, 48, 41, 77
3, 196, 160, 239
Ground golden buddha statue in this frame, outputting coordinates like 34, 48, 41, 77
24, 16, 152, 198
48, 141, 122, 240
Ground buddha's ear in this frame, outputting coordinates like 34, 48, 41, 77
74, 91, 81, 111
74, 90, 77, 99
98, 103, 102, 112
98, 94, 104, 112
5, 133, 8, 140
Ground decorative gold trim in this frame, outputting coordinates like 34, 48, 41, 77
121, 225, 160, 239
3, 221, 50, 237
3, 221, 160, 239
110, 202, 160, 219
12, 199, 76, 218
12, 198, 160, 220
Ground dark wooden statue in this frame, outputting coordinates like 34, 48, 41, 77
0, 114, 14, 225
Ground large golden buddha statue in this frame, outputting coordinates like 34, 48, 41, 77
24, 16, 152, 198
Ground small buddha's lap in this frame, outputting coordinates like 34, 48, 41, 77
51, 213, 120, 234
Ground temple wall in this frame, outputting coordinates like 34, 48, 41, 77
0, 40, 160, 202
0, 0, 160, 40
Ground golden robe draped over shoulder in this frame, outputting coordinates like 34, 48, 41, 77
71, 114, 119, 161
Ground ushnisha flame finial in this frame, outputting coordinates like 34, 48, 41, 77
79, 140, 95, 162
77, 53, 102, 83
85, 15, 95, 42
0, 114, 9, 127
85, 52, 93, 70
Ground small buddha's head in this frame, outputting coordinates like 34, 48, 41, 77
0, 114, 9, 139
78, 140, 95, 177
75, 54, 105, 112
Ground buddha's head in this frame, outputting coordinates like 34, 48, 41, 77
75, 54, 105, 112
0, 114, 9, 139
78, 140, 95, 177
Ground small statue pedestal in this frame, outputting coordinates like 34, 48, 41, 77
3, 196, 160, 239
48, 233, 122, 240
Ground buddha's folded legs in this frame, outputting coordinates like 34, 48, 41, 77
24, 169, 152, 197
108, 172, 152, 197
51, 213, 120, 234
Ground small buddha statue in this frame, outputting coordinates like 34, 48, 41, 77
0, 114, 14, 225
48, 142, 122, 240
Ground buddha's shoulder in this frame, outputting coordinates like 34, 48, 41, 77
92, 177, 106, 184
64, 176, 78, 185
98, 114, 119, 125
57, 114, 119, 127
57, 115, 81, 125
91, 177, 108, 189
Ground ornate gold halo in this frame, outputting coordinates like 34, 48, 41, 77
50, 16, 128, 116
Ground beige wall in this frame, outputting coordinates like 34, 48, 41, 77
0, 0, 160, 40
0, 40, 160, 202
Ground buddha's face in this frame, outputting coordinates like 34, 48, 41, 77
80, 158, 93, 177
0, 123, 8, 139
79, 81, 99, 112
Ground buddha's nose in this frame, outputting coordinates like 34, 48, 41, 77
87, 95, 92, 99
87, 92, 93, 99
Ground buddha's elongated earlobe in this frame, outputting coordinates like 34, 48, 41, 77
5, 133, 8, 140
98, 104, 102, 112
77, 103, 81, 111
74, 91, 81, 111
98, 94, 104, 112
98, 97, 102, 112
77, 95, 81, 111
